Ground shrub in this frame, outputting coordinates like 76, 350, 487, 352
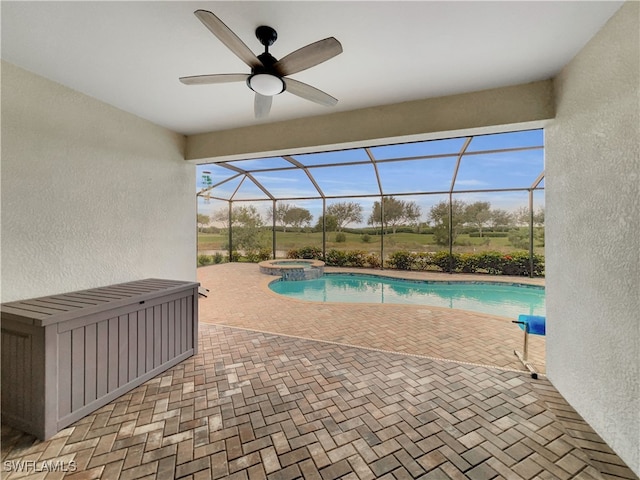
199, 226, 221, 234
197, 254, 213, 267
501, 251, 545, 276
413, 252, 435, 271
366, 253, 381, 269
431, 251, 459, 272
532, 253, 545, 277
361, 233, 371, 243
245, 248, 272, 263
288, 246, 322, 259
213, 252, 224, 264
300, 246, 323, 259
475, 251, 505, 274
524, 253, 544, 277
508, 229, 530, 249
469, 232, 508, 238
387, 251, 414, 270
501, 252, 525, 276
381, 249, 544, 277
258, 248, 272, 261
345, 250, 368, 267
326, 249, 347, 266
228, 251, 241, 262
458, 253, 479, 273
335, 232, 347, 243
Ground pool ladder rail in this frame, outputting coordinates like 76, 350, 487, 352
512, 314, 546, 379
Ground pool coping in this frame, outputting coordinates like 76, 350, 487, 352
258, 258, 326, 270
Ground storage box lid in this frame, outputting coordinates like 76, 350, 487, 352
1, 278, 199, 327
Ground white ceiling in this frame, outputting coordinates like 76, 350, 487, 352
1, 1, 623, 136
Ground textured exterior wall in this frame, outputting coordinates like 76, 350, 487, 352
545, 2, 639, 474
1, 62, 196, 302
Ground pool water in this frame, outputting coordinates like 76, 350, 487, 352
269, 273, 545, 318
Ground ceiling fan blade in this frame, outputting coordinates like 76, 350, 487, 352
179, 74, 249, 85
254, 93, 272, 119
283, 78, 338, 107
273, 37, 343, 76
194, 10, 262, 69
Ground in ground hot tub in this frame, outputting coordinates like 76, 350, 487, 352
259, 259, 325, 280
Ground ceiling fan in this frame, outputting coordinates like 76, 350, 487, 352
180, 10, 343, 119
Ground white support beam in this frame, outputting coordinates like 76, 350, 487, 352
185, 80, 554, 163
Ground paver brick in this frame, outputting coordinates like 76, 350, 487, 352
319, 458, 352, 480
369, 454, 401, 477
175, 456, 212, 478
466, 461, 499, 480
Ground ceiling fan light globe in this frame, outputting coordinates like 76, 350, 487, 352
248, 74, 285, 96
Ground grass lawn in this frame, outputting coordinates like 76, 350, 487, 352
198, 231, 544, 255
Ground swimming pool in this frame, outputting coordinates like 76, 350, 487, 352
269, 273, 545, 318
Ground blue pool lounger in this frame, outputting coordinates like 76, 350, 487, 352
512, 314, 546, 378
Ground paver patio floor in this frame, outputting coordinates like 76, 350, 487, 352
197, 263, 546, 374
1, 264, 637, 479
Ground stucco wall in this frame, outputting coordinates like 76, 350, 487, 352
1, 62, 196, 302
545, 2, 639, 474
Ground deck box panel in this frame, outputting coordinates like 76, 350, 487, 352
96, 320, 109, 398
1, 278, 199, 439
1, 322, 43, 433
137, 310, 147, 378
57, 330, 72, 419
107, 317, 119, 392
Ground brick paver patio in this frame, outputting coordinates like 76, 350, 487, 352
1, 264, 637, 479
198, 264, 546, 373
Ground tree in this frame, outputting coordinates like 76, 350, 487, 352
231, 205, 267, 251
196, 214, 210, 232
509, 206, 544, 249
212, 208, 230, 229
533, 207, 545, 226
514, 206, 545, 227
508, 229, 530, 249
533, 207, 545, 246
284, 207, 313, 231
314, 214, 338, 232
326, 202, 363, 231
514, 206, 530, 226
367, 197, 421, 234
489, 209, 513, 229
403, 201, 422, 228
232, 205, 263, 228
464, 201, 492, 237
267, 202, 292, 232
429, 199, 467, 245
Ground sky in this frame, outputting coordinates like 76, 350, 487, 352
196, 129, 545, 228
